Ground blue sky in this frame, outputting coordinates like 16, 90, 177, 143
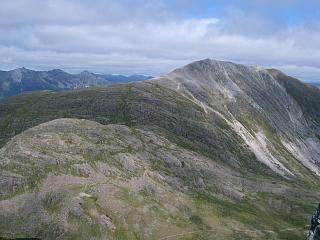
181, 0, 320, 22
0, 0, 320, 83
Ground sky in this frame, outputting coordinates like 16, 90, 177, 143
0, 0, 320, 83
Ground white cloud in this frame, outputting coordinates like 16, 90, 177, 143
0, 0, 319, 82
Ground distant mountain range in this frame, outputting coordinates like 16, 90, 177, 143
0, 68, 152, 100
309, 82, 320, 88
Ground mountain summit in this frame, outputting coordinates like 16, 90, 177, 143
155, 59, 320, 176
0, 59, 319, 239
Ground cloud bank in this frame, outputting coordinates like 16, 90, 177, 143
0, 0, 319, 82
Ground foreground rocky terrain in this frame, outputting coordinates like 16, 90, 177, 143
0, 59, 319, 239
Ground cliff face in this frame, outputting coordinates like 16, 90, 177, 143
0, 60, 320, 239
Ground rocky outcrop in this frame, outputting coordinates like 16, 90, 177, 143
0, 119, 246, 239
306, 204, 320, 240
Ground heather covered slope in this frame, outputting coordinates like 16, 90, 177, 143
0, 82, 269, 178
0, 59, 320, 239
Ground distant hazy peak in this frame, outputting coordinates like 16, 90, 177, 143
13, 67, 29, 71
10, 68, 26, 83
80, 70, 92, 75
48, 69, 68, 74
0, 68, 153, 100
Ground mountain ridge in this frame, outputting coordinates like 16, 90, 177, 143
153, 59, 320, 176
0, 59, 319, 239
0, 67, 152, 100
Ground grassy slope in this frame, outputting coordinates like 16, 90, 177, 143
0, 82, 274, 177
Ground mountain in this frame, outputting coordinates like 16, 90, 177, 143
0, 68, 152, 100
309, 82, 320, 88
0, 59, 319, 239
154, 60, 320, 176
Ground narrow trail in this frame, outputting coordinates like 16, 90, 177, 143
159, 227, 301, 240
